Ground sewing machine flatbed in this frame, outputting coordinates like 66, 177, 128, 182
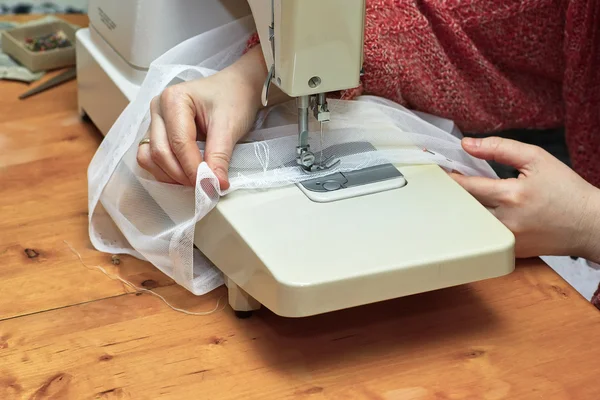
194, 163, 515, 318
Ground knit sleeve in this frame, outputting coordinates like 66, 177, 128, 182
243, 32, 261, 54
562, 0, 600, 188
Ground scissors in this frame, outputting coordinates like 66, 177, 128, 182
18, 67, 76, 100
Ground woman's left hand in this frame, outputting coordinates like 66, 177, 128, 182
450, 137, 600, 260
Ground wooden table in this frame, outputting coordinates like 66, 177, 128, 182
1, 14, 600, 400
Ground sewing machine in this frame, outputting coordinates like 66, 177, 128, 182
194, 0, 515, 318
76, 0, 515, 319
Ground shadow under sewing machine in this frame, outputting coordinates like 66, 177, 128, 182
76, 0, 515, 319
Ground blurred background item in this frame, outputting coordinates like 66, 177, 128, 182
0, 1, 87, 15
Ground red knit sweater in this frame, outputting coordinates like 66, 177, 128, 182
248, 0, 600, 187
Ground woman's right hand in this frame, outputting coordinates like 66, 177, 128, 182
450, 137, 600, 263
136, 46, 268, 190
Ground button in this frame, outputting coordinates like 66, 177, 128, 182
322, 181, 342, 191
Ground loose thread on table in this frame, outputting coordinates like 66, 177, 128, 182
63, 241, 226, 316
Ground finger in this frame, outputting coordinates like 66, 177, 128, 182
449, 172, 507, 208
136, 143, 178, 184
204, 118, 237, 190
484, 206, 497, 216
149, 98, 191, 185
160, 86, 204, 185
461, 137, 542, 172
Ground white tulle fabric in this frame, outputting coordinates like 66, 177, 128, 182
87, 16, 498, 295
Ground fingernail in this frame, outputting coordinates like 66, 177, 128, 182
215, 168, 228, 185
463, 137, 481, 148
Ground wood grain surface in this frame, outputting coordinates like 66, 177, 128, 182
1, 14, 600, 400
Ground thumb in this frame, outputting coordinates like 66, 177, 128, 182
461, 137, 541, 171
204, 120, 238, 191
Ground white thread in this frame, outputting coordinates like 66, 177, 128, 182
64, 241, 226, 316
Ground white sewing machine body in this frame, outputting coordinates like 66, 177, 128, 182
77, 0, 515, 319
75, 0, 251, 135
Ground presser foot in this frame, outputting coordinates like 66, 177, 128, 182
297, 147, 341, 173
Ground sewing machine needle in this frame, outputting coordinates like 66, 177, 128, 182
320, 122, 324, 163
